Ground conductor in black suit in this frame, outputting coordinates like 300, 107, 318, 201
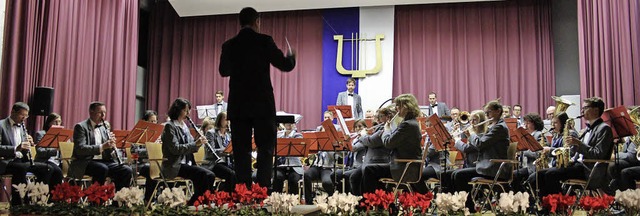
219, 7, 296, 189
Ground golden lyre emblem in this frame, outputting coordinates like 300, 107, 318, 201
334, 34, 384, 78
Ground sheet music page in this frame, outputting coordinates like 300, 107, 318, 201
389, 114, 404, 131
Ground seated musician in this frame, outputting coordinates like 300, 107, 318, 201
440, 110, 486, 192
362, 94, 422, 194
139, 98, 215, 206
527, 112, 578, 193
446, 100, 510, 212
331, 119, 368, 193
609, 106, 640, 191
304, 111, 338, 203
34, 112, 64, 187
203, 112, 236, 192
0, 102, 60, 205
273, 122, 303, 194
70, 102, 132, 191
513, 113, 544, 192
349, 107, 395, 195
540, 97, 613, 196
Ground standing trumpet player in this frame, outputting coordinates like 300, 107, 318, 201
70, 102, 132, 191
0, 102, 58, 205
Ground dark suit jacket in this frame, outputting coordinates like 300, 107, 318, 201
472, 119, 510, 179
161, 121, 199, 179
360, 125, 391, 165
382, 117, 422, 182
454, 133, 481, 168
572, 118, 613, 188
336, 91, 363, 119
219, 28, 296, 120
0, 118, 27, 174
69, 119, 115, 178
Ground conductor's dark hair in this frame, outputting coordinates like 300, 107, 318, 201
239, 7, 259, 26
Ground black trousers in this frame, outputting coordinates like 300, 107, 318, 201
349, 166, 363, 195
609, 159, 640, 191
140, 164, 215, 205
84, 160, 132, 191
43, 161, 63, 188
273, 167, 302, 194
231, 116, 276, 189
541, 165, 585, 196
413, 166, 438, 194
362, 164, 392, 194
304, 166, 334, 203
4, 161, 54, 205
204, 163, 236, 192
449, 168, 497, 211
620, 166, 640, 191
512, 168, 530, 192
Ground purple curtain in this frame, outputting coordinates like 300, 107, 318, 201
1, 0, 138, 131
578, 0, 640, 107
393, 0, 555, 114
146, 2, 323, 130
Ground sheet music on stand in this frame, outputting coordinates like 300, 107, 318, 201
276, 111, 302, 124
196, 105, 217, 120
302, 132, 330, 154
37, 126, 73, 148
124, 120, 164, 146
602, 106, 638, 139
322, 119, 352, 151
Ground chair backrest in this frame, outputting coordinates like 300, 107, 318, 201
30, 146, 37, 160
58, 142, 74, 178
125, 147, 133, 163
194, 146, 205, 165
507, 142, 518, 160
448, 150, 458, 168
146, 142, 163, 179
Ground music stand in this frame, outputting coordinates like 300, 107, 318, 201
196, 105, 217, 120
124, 120, 164, 146
514, 128, 543, 152
602, 106, 638, 189
274, 138, 308, 174
302, 132, 330, 154
113, 130, 131, 149
602, 106, 638, 139
505, 118, 519, 142
345, 119, 355, 133
417, 116, 429, 134
322, 119, 352, 151
223, 138, 257, 154
37, 127, 73, 148
328, 105, 353, 119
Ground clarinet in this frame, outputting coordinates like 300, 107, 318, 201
19, 124, 35, 166
102, 120, 123, 164
186, 116, 223, 164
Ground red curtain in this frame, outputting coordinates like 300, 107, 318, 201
146, 2, 323, 130
393, 0, 555, 114
1, 0, 138, 131
578, 0, 640, 107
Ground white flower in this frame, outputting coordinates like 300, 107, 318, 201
435, 191, 469, 214
114, 187, 145, 208
156, 187, 186, 208
264, 192, 298, 213
12, 183, 27, 199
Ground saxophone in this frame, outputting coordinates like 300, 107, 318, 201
552, 118, 574, 168
534, 129, 550, 170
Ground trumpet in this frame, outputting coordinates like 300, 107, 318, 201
19, 123, 35, 166
186, 116, 222, 164
103, 120, 123, 165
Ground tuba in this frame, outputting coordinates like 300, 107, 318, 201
552, 96, 574, 117
626, 106, 640, 160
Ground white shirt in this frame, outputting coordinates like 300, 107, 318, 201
90, 120, 103, 159
347, 92, 354, 117
431, 104, 439, 116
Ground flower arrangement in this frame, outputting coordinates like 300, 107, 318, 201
12, 182, 51, 206
191, 183, 269, 215
433, 191, 469, 215
542, 193, 576, 215
51, 182, 84, 204
359, 189, 395, 214
314, 192, 361, 215
264, 192, 299, 215
578, 194, 613, 216
82, 182, 115, 206
615, 189, 640, 215
156, 187, 187, 208
497, 191, 529, 215
397, 192, 434, 215
113, 186, 145, 214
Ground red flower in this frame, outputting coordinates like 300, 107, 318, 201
83, 182, 116, 205
543, 193, 576, 214
579, 194, 614, 214
51, 182, 84, 203
398, 192, 433, 214
360, 189, 395, 213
